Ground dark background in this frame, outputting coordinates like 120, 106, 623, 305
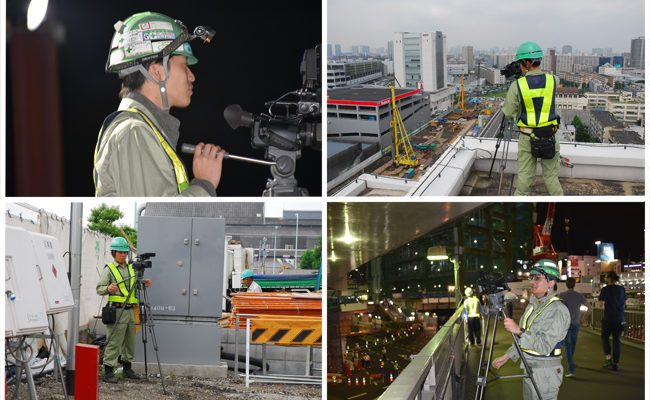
537, 202, 644, 262
6, 0, 322, 196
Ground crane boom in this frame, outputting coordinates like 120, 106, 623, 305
390, 85, 419, 167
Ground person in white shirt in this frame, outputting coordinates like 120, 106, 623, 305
242, 270, 262, 292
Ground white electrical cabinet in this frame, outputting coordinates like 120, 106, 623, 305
27, 231, 74, 314
5, 227, 49, 337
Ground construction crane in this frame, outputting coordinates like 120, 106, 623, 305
531, 202, 558, 262
455, 74, 466, 114
389, 85, 419, 167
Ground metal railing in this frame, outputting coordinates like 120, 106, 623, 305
588, 307, 645, 342
379, 306, 465, 400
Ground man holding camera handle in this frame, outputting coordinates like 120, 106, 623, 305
502, 41, 563, 196
96, 237, 152, 383
94, 11, 225, 197
492, 259, 570, 400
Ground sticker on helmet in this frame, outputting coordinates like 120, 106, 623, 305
126, 42, 153, 57
139, 21, 174, 32
111, 33, 123, 48
153, 41, 172, 52
142, 30, 175, 41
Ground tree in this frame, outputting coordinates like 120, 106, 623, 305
87, 203, 137, 248
299, 236, 322, 270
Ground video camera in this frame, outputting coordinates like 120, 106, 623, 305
223, 45, 322, 197
476, 271, 514, 295
132, 252, 156, 276
500, 60, 523, 80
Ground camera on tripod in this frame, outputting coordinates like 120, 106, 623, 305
132, 252, 156, 276
500, 60, 523, 79
223, 45, 322, 197
476, 271, 514, 295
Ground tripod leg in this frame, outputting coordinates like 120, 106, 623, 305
140, 287, 167, 394
499, 309, 544, 400
475, 314, 493, 400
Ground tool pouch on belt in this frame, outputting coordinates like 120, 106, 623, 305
102, 303, 117, 324
530, 136, 555, 159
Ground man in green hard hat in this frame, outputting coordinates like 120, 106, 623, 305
492, 259, 570, 400
94, 11, 225, 197
96, 237, 152, 383
502, 41, 563, 196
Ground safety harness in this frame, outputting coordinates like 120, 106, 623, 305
93, 108, 190, 195
520, 296, 564, 357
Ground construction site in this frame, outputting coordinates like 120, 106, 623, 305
328, 78, 499, 193
5, 202, 322, 400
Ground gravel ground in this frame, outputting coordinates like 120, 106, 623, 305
9, 371, 322, 400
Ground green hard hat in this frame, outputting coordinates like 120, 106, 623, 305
531, 259, 560, 280
242, 270, 254, 280
110, 237, 130, 252
516, 41, 544, 61
106, 11, 198, 75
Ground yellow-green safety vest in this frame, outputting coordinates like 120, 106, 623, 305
520, 296, 563, 357
93, 108, 190, 195
106, 262, 138, 305
515, 73, 558, 128
465, 296, 481, 318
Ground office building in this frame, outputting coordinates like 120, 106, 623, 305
393, 31, 447, 91
327, 60, 384, 88
562, 45, 572, 54
630, 36, 644, 69
335, 44, 342, 57
462, 46, 474, 72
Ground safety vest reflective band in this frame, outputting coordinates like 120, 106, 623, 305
515, 73, 558, 128
465, 297, 481, 317
520, 297, 563, 357
106, 263, 138, 304
93, 108, 190, 195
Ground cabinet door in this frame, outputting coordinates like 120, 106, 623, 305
189, 218, 225, 318
138, 216, 192, 316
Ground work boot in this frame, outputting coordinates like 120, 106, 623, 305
104, 365, 118, 383
123, 362, 140, 380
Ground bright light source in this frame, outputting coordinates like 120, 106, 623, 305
595, 241, 601, 245
520, 299, 526, 303
27, 0, 49, 31
330, 251, 337, 262
338, 229, 358, 244
427, 246, 448, 260
580, 305, 588, 312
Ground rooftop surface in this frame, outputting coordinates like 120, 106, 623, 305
328, 86, 421, 103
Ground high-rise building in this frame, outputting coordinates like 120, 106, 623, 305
335, 44, 342, 57
351, 45, 359, 55
327, 44, 333, 58
393, 31, 447, 91
562, 45, 572, 55
360, 45, 370, 55
462, 46, 474, 72
387, 41, 394, 59
630, 36, 644, 69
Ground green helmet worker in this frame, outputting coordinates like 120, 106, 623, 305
96, 237, 152, 383
241, 270, 262, 293
502, 41, 563, 197
491, 257, 570, 400
94, 11, 226, 197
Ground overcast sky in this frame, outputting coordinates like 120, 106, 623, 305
328, 0, 644, 54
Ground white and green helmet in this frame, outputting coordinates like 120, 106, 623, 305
106, 11, 209, 110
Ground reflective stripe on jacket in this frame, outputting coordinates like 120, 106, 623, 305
515, 73, 558, 128
465, 296, 481, 318
94, 108, 189, 195
520, 296, 563, 357
106, 263, 138, 304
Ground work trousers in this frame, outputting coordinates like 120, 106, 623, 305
515, 133, 563, 196
601, 320, 626, 364
523, 363, 563, 400
467, 317, 481, 345
104, 307, 136, 367
563, 323, 580, 374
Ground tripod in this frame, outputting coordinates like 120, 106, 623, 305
474, 291, 542, 400
487, 114, 514, 195
104, 270, 167, 394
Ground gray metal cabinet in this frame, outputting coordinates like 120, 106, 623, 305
138, 216, 225, 318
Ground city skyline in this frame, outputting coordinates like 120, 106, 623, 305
328, 0, 643, 54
